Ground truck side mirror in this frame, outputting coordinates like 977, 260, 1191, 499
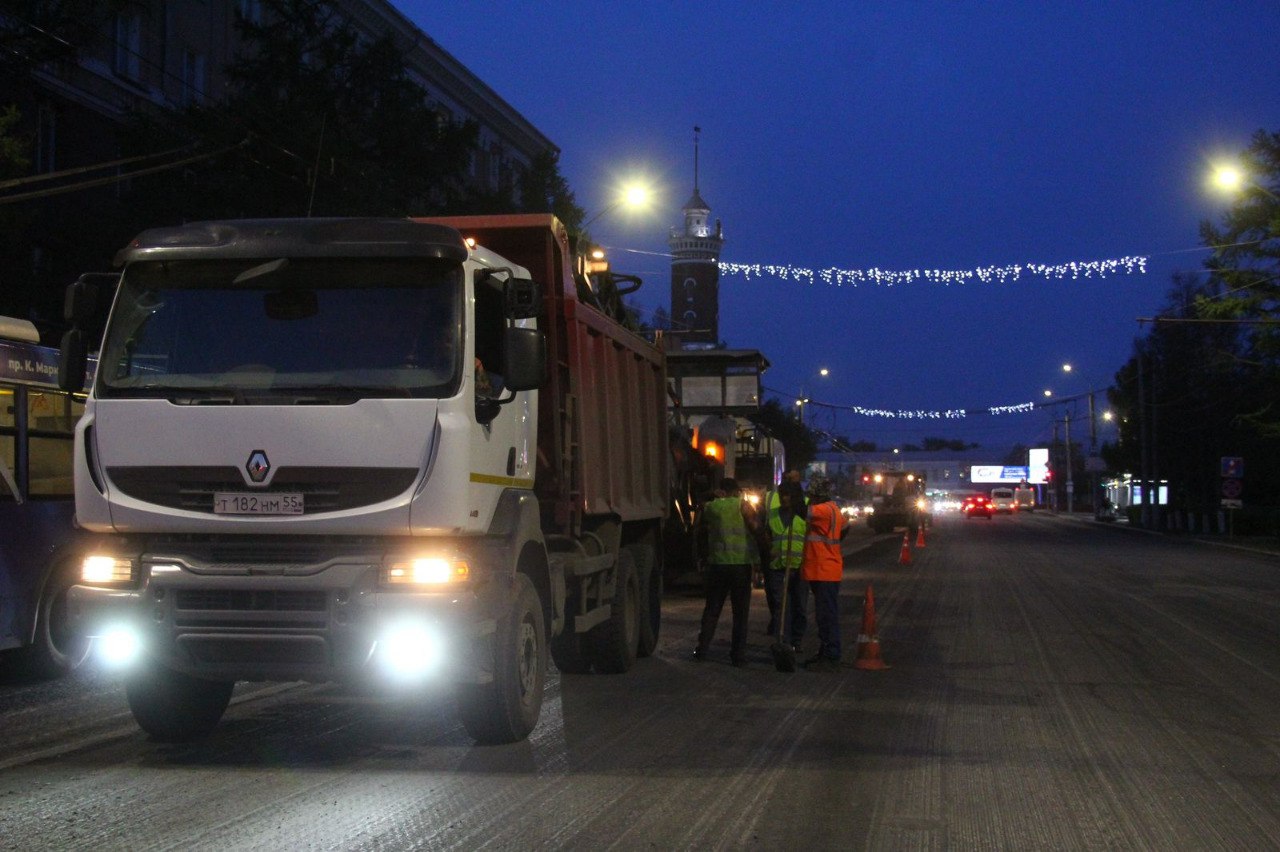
59, 328, 88, 392
63, 272, 119, 326
501, 326, 545, 392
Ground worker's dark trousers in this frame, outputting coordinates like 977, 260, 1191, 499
698, 563, 753, 662
809, 579, 841, 660
763, 567, 809, 645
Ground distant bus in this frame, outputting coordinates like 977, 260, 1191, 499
0, 316, 92, 677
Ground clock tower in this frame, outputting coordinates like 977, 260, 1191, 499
668, 127, 725, 350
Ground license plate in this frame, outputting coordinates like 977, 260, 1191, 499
213, 492, 304, 515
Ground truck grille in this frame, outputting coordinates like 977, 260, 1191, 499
174, 589, 330, 630
176, 589, 328, 612
107, 466, 418, 513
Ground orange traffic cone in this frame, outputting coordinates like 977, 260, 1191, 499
916, 525, 927, 548
898, 531, 912, 565
854, 584, 890, 670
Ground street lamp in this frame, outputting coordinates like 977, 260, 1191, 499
583, 181, 655, 229
1210, 163, 1280, 202
796, 367, 830, 425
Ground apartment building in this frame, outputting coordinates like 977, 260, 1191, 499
1, 0, 555, 335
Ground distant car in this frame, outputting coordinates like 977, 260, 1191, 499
990, 488, 1015, 514
1014, 486, 1036, 512
961, 495, 994, 519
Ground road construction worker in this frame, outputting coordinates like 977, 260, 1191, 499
762, 480, 809, 651
694, 477, 760, 667
801, 476, 848, 672
752, 465, 803, 570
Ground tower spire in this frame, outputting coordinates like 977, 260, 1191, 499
669, 124, 724, 350
693, 125, 701, 193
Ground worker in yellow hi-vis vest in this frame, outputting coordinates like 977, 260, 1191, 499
694, 478, 760, 667
762, 480, 808, 651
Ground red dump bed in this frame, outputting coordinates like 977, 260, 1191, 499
414, 215, 668, 536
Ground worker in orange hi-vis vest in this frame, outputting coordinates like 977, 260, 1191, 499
800, 476, 849, 672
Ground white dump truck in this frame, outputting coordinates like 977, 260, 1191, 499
58, 215, 671, 744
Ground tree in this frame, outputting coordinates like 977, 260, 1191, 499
121, 0, 481, 222
754, 398, 818, 473
517, 149, 584, 229
1106, 272, 1274, 521
1103, 130, 1280, 528
921, 436, 977, 452
1197, 129, 1280, 437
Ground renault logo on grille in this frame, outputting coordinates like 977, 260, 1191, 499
246, 450, 270, 483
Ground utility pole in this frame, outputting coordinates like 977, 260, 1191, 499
1088, 392, 1099, 516
1065, 412, 1074, 514
1137, 352, 1152, 528
1051, 421, 1060, 511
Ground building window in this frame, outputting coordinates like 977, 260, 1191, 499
113, 13, 143, 81
182, 50, 206, 105
488, 144, 502, 189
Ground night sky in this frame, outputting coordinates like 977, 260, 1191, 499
406, 2, 1280, 453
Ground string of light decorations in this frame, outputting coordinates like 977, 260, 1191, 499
718, 255, 1148, 287
795, 399, 1064, 420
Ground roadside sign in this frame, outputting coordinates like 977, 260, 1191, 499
1221, 456, 1244, 478
1221, 499, 1243, 509
1221, 478, 1243, 499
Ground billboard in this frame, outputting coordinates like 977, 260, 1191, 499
970, 465, 1029, 484
1028, 448, 1049, 484
970, 449, 1049, 484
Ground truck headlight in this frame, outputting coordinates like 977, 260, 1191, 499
97, 624, 142, 667
82, 555, 134, 585
377, 621, 444, 678
383, 557, 470, 586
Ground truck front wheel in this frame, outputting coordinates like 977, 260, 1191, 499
124, 665, 234, 742
456, 572, 546, 744
14, 561, 91, 679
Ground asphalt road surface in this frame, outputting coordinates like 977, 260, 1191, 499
3, 513, 1278, 850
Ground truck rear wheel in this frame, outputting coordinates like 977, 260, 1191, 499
625, 542, 661, 658
589, 550, 639, 674
124, 665, 234, 742
456, 572, 546, 744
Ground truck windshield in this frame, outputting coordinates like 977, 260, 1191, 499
97, 258, 462, 401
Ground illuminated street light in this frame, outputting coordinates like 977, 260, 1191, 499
583, 180, 655, 229
1213, 165, 1244, 192
1062, 363, 1072, 373
1209, 163, 1280, 202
